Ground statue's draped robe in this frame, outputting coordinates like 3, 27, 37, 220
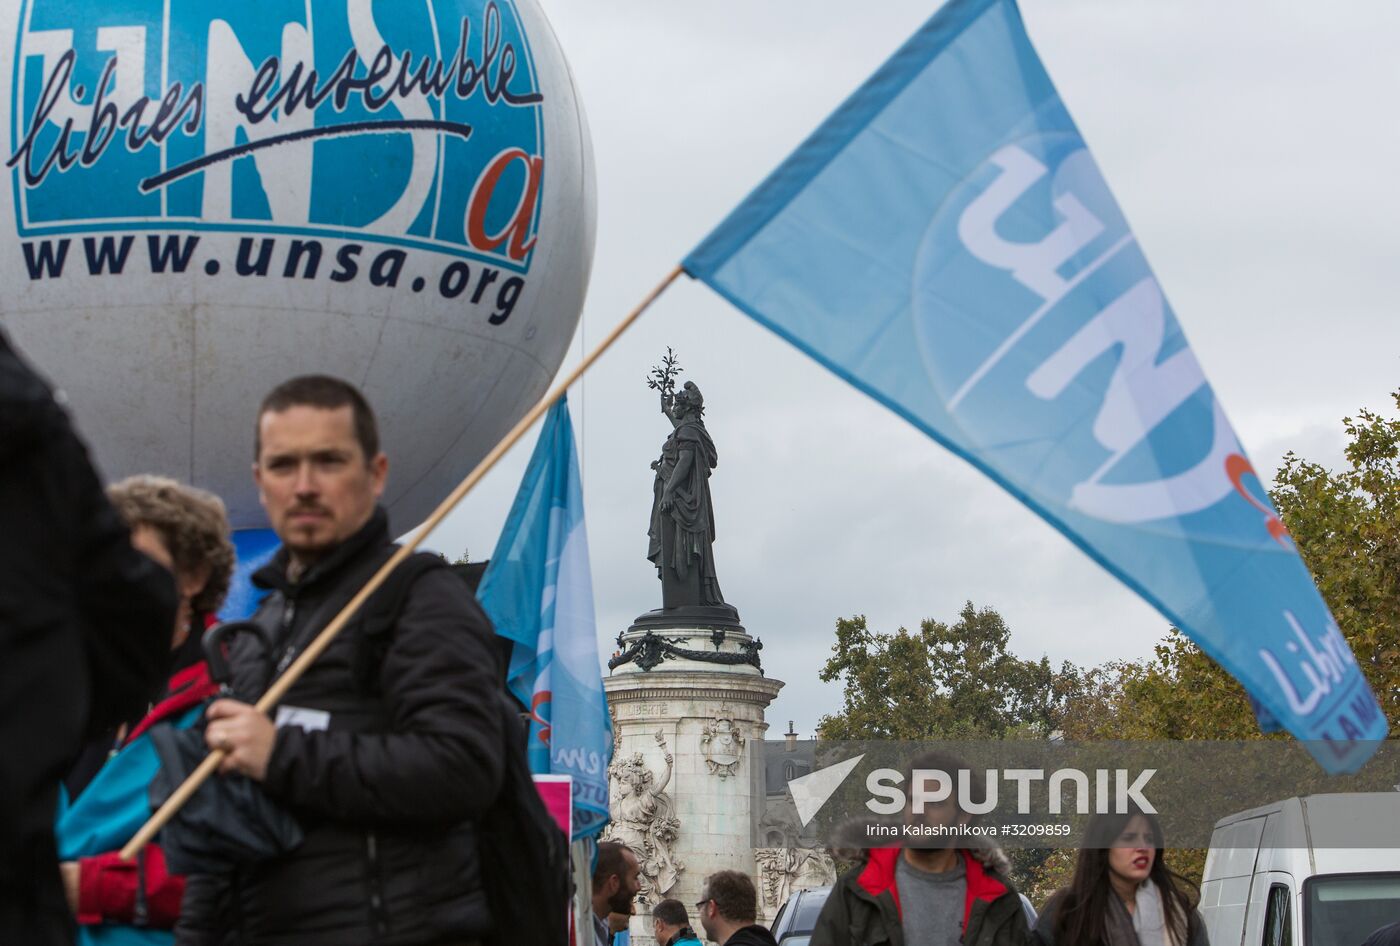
648, 419, 724, 607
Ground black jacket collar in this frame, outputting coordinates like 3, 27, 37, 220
252, 507, 391, 597
664, 927, 700, 946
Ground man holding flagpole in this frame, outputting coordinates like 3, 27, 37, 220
176, 375, 504, 946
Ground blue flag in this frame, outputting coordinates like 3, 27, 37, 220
684, 0, 1385, 771
478, 396, 612, 836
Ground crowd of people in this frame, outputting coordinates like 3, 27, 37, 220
590, 847, 776, 946
583, 757, 1216, 946
2, 327, 503, 946
13, 324, 1389, 946
803, 757, 1208, 946
0, 329, 1217, 946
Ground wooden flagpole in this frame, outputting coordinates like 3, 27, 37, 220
120, 264, 685, 861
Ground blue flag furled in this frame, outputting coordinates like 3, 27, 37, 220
478, 396, 612, 836
684, 0, 1385, 770
224, 528, 281, 619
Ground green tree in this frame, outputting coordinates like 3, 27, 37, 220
1062, 394, 1400, 743
1059, 636, 1264, 742
815, 398, 1400, 898
816, 602, 1082, 740
815, 603, 1082, 897
1053, 397, 1400, 890
1272, 396, 1400, 730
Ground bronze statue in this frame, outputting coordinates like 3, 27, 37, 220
646, 351, 726, 609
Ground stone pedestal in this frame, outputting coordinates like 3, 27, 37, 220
604, 621, 782, 945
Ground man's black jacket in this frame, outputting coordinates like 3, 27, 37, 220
0, 330, 175, 946
175, 509, 504, 945
725, 924, 780, 946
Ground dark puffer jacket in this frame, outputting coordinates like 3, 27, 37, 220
175, 509, 504, 945
0, 330, 175, 946
810, 847, 1030, 946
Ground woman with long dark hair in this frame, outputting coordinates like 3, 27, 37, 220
1033, 808, 1208, 946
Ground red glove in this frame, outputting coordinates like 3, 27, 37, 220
77, 845, 185, 928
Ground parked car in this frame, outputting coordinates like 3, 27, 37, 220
770, 886, 832, 946
1199, 793, 1400, 946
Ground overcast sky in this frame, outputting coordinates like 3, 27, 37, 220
428, 0, 1400, 738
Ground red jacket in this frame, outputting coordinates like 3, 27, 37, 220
857, 847, 1007, 930
811, 847, 1030, 946
75, 660, 219, 927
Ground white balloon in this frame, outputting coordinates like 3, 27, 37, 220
0, 0, 594, 530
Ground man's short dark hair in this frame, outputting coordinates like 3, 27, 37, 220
593, 841, 631, 887
653, 898, 689, 928
256, 375, 379, 460
702, 870, 756, 923
906, 749, 986, 819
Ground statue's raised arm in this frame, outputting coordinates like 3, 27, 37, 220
660, 389, 682, 428
653, 730, 673, 791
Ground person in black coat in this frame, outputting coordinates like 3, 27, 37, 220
1362, 920, 1400, 946
696, 870, 779, 946
174, 375, 504, 946
0, 330, 176, 946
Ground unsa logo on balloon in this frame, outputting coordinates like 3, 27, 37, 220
0, 0, 597, 536
9, 0, 545, 309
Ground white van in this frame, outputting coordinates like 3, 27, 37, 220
1199, 793, 1400, 946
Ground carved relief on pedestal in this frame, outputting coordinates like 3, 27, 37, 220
602, 731, 684, 903
754, 848, 838, 914
700, 712, 745, 779
758, 805, 801, 850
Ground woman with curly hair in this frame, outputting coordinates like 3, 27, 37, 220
108, 475, 234, 654
1033, 808, 1209, 946
55, 476, 234, 946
